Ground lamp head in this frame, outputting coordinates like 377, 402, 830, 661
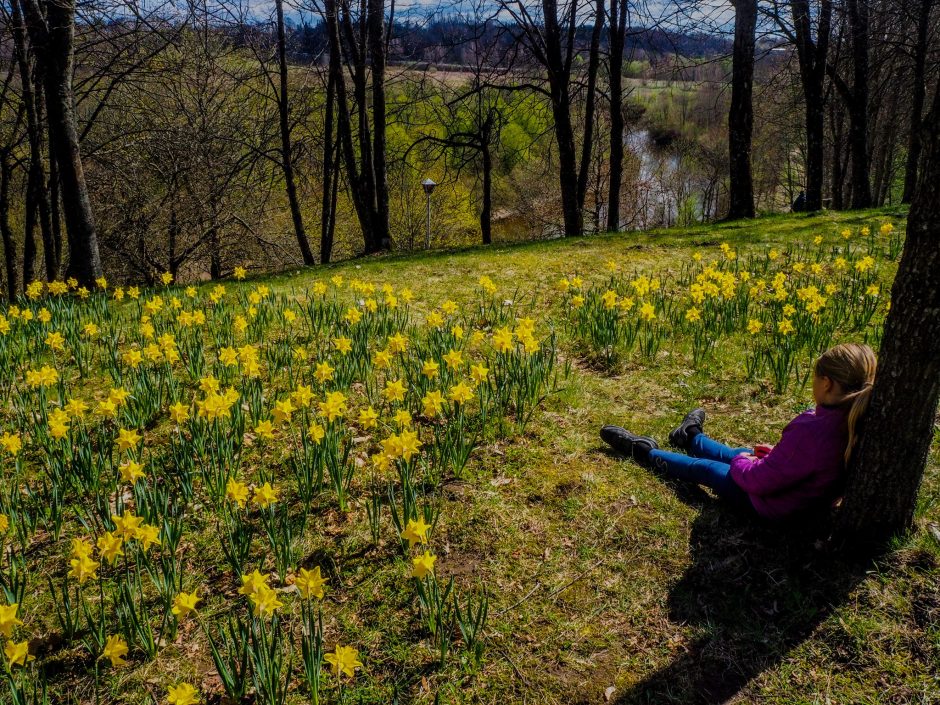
422, 178, 437, 195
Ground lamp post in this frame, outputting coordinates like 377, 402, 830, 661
422, 178, 436, 249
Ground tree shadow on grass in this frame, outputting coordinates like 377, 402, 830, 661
614, 487, 870, 704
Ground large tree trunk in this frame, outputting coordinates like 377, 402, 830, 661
727, 0, 757, 219
481, 121, 493, 245
320, 61, 337, 265
845, 0, 872, 209
334, 0, 387, 254
606, 0, 627, 232
901, 0, 932, 204
20, 0, 102, 286
23, 161, 38, 287
327, 0, 373, 252
367, 0, 390, 251
791, 0, 831, 212
274, 0, 315, 266
10, 0, 56, 278
0, 151, 17, 299
552, 89, 583, 237
829, 96, 847, 210
575, 0, 603, 220
48, 143, 63, 268
834, 84, 940, 546
543, 0, 582, 237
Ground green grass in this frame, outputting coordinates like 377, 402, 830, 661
20, 206, 940, 704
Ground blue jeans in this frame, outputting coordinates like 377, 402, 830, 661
649, 434, 754, 510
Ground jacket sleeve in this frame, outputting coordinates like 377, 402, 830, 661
729, 421, 809, 495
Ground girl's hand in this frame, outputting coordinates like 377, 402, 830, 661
754, 444, 774, 458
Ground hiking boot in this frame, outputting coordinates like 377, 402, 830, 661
600, 425, 659, 468
668, 408, 706, 450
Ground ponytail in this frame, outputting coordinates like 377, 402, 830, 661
843, 382, 873, 465
814, 343, 877, 465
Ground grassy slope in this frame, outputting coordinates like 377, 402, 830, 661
55, 207, 940, 704
247, 207, 939, 704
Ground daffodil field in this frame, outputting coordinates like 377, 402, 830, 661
562, 222, 898, 389
0, 211, 933, 705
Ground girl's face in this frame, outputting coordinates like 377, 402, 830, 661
813, 374, 843, 405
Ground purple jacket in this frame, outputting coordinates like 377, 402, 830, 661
730, 405, 849, 519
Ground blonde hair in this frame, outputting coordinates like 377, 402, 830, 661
814, 343, 877, 464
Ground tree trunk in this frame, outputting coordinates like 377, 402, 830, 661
328, 0, 374, 253
320, 61, 337, 265
834, 84, 940, 546
48, 144, 63, 269
606, 0, 627, 232
845, 0, 872, 209
901, 0, 932, 204
11, 0, 56, 278
790, 0, 830, 212
481, 125, 493, 245
576, 0, 603, 218
543, 0, 582, 237
0, 151, 17, 299
553, 89, 583, 237
335, 0, 386, 254
829, 97, 847, 210
367, 0, 390, 251
275, 0, 315, 266
727, 0, 757, 219
20, 0, 102, 286
23, 171, 37, 287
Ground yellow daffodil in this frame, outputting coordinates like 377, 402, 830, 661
4, 640, 33, 668
226, 478, 249, 508
383, 379, 407, 403
325, 644, 362, 679
411, 551, 437, 579
401, 517, 431, 548
102, 634, 129, 667
97, 532, 124, 565
422, 390, 445, 417
166, 682, 200, 705
0, 603, 22, 638
248, 583, 284, 618
253, 482, 279, 508
172, 590, 201, 620
358, 406, 378, 430
116, 428, 142, 453
294, 566, 327, 600
0, 432, 22, 456
448, 382, 474, 405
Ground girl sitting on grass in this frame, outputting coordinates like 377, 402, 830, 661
600, 343, 876, 520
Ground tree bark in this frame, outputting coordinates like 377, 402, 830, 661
10, 0, 56, 278
606, 0, 627, 232
48, 140, 63, 269
790, 0, 831, 212
576, 0, 603, 220
274, 0, 315, 266
0, 150, 18, 299
727, 0, 757, 219
320, 59, 337, 265
329, 0, 374, 252
829, 96, 847, 210
23, 172, 37, 287
543, 0, 582, 237
845, 0, 872, 209
481, 119, 493, 245
367, 0, 390, 251
901, 0, 932, 204
20, 0, 102, 286
834, 83, 940, 546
